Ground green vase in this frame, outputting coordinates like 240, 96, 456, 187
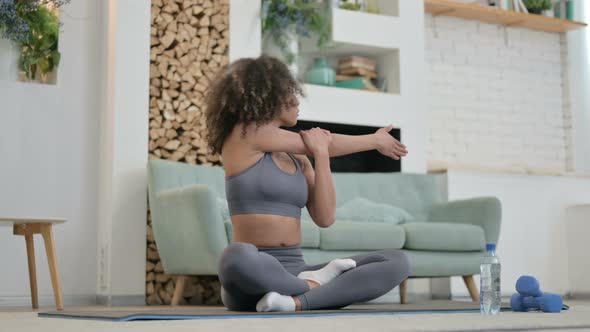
306, 58, 336, 86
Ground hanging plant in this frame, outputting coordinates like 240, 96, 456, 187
0, 0, 71, 83
0, 0, 30, 43
261, 0, 330, 64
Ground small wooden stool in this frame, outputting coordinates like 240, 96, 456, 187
0, 217, 65, 310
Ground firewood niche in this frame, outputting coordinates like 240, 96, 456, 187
147, 0, 228, 306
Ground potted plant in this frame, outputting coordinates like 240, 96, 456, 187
0, 0, 70, 84
261, 0, 330, 73
522, 0, 553, 14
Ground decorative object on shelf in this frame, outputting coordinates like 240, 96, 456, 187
566, 0, 574, 20
493, 0, 512, 10
306, 57, 336, 86
0, 0, 70, 84
338, 56, 377, 77
261, 0, 330, 72
554, 0, 574, 20
334, 56, 380, 92
334, 77, 378, 91
522, 0, 552, 14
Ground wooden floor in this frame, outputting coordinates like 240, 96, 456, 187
1, 300, 590, 332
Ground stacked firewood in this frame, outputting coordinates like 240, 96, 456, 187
147, 0, 228, 305
149, 0, 228, 165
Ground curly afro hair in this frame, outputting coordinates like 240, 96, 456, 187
204, 55, 304, 155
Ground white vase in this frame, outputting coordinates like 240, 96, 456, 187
261, 28, 298, 76
0, 39, 21, 82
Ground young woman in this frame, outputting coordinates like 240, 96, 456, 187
204, 55, 410, 312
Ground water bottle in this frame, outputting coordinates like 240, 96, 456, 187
480, 243, 501, 315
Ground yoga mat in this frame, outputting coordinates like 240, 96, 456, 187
38, 300, 512, 321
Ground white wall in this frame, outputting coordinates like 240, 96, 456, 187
95, 0, 150, 304
0, 0, 102, 304
446, 170, 590, 297
425, 15, 567, 174
564, 1, 590, 174
424, 10, 590, 298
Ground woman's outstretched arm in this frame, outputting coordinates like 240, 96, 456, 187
249, 123, 407, 160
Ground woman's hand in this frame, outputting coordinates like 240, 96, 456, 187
374, 125, 407, 160
300, 127, 332, 157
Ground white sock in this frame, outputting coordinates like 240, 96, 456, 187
297, 258, 356, 286
256, 292, 296, 312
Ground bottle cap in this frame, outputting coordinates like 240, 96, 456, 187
486, 243, 496, 252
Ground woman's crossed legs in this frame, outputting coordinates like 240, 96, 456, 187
218, 242, 410, 311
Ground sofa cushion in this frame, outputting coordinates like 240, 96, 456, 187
320, 220, 405, 250
403, 222, 485, 252
222, 218, 320, 249
301, 218, 320, 248
335, 197, 413, 225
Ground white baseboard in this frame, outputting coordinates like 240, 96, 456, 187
0, 294, 146, 307
566, 292, 590, 300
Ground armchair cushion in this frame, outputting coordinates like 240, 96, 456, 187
428, 197, 501, 245
156, 184, 228, 274
402, 222, 485, 252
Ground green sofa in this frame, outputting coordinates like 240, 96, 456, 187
147, 159, 501, 304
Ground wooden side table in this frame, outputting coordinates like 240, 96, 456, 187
0, 218, 65, 310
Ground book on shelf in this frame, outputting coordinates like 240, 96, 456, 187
338, 67, 378, 79
338, 61, 376, 72
336, 74, 373, 81
338, 56, 377, 69
334, 77, 380, 92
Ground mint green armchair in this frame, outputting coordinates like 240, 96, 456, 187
148, 160, 229, 277
428, 197, 502, 245
147, 159, 502, 305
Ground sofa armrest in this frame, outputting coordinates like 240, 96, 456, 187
428, 197, 501, 245
154, 184, 228, 275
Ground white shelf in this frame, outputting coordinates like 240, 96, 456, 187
298, 84, 401, 127
300, 8, 401, 56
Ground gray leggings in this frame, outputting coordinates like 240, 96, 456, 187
217, 242, 410, 311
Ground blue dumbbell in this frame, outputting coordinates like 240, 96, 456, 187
510, 275, 564, 313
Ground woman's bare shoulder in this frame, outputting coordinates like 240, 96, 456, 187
222, 124, 266, 175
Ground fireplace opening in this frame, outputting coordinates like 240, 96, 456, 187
286, 120, 401, 173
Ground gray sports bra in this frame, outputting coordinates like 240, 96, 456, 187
225, 152, 308, 219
